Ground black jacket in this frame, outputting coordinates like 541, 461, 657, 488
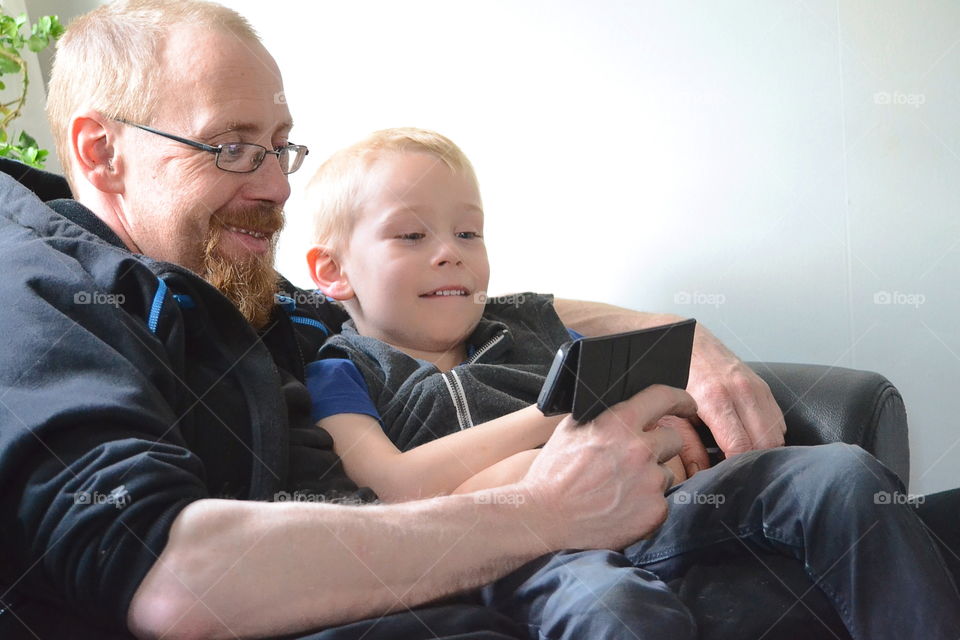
0, 161, 360, 637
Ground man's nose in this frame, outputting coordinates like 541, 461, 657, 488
244, 153, 292, 205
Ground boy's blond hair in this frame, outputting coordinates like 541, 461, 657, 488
46, 0, 259, 191
306, 127, 478, 252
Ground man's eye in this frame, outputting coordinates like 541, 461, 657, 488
457, 231, 482, 240
221, 143, 247, 160
397, 233, 425, 241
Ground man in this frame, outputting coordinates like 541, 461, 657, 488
3, 2, 955, 639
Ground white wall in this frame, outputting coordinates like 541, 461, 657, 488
22, 0, 960, 493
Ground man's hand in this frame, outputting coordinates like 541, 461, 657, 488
553, 299, 787, 478
684, 323, 785, 463
520, 385, 692, 551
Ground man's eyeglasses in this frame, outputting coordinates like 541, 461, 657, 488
115, 119, 309, 175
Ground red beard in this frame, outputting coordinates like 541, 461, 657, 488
201, 204, 285, 329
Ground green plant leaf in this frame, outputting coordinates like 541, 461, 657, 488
17, 131, 38, 148
0, 18, 17, 40
50, 17, 65, 38
27, 34, 47, 52
0, 55, 19, 74
38, 15, 51, 34
0, 79, 5, 90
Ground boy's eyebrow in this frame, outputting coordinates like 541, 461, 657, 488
376, 205, 484, 228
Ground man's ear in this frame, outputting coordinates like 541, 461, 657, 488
306, 244, 354, 300
69, 111, 123, 194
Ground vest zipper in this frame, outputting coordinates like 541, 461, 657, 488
466, 330, 507, 364
442, 330, 507, 430
442, 369, 475, 430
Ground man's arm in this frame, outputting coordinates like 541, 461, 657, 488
553, 298, 786, 476
320, 405, 562, 502
127, 385, 691, 640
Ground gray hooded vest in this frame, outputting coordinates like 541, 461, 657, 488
316, 293, 572, 450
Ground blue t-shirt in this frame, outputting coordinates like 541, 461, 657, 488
306, 328, 584, 424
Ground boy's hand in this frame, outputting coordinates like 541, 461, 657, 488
664, 454, 687, 486
519, 385, 694, 551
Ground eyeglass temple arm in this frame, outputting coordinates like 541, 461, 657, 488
115, 118, 220, 153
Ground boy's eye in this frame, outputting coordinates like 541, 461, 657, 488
456, 231, 482, 240
397, 232, 425, 241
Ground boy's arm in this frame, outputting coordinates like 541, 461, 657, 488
452, 450, 539, 494
320, 405, 563, 502
553, 298, 786, 475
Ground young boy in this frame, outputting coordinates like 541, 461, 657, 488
302, 128, 960, 640
304, 127, 686, 500
303, 127, 698, 639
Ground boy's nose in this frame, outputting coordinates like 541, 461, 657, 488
433, 242, 464, 267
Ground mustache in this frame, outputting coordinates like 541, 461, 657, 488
210, 203, 285, 236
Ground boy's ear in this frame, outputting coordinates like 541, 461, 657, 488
70, 110, 124, 194
306, 244, 355, 300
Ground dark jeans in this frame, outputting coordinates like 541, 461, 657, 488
915, 487, 960, 586
314, 444, 960, 640
627, 443, 960, 639
479, 549, 696, 639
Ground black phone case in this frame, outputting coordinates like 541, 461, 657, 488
537, 318, 696, 422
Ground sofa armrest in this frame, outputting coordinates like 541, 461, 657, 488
746, 362, 909, 485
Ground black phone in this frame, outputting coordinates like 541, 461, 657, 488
537, 318, 696, 422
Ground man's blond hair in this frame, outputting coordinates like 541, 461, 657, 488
306, 127, 478, 253
45, 0, 259, 191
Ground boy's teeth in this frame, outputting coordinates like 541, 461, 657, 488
434, 289, 466, 296
226, 224, 267, 239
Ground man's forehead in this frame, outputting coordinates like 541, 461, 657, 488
157, 25, 291, 135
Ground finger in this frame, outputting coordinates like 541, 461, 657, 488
646, 422, 683, 464
614, 384, 698, 433
660, 463, 675, 493
692, 380, 754, 456
658, 415, 710, 477
728, 377, 786, 449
